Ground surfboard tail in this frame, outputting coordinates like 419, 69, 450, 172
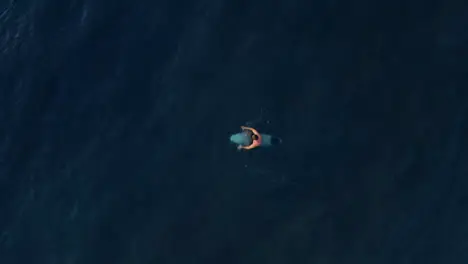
259, 134, 282, 147
270, 136, 282, 146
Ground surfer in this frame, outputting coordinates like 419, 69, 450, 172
230, 126, 282, 150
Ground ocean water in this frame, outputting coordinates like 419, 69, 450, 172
1, 0, 467, 263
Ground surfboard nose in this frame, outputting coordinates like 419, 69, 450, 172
230, 133, 250, 146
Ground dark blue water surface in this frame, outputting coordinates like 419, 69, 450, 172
1, 0, 468, 263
